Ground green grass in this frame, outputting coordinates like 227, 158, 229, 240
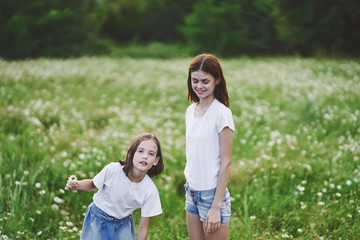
0, 56, 360, 239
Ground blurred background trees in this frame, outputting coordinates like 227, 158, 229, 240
1, 0, 359, 59
0, 0, 102, 58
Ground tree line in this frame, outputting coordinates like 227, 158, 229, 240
1, 0, 359, 59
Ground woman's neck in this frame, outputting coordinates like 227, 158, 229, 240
197, 95, 215, 108
195, 97, 215, 118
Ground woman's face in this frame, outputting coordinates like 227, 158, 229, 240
191, 70, 219, 101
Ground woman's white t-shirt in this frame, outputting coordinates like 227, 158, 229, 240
92, 162, 162, 219
185, 98, 235, 191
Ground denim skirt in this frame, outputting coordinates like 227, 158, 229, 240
81, 202, 135, 240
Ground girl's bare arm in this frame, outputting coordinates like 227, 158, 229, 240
137, 217, 151, 240
65, 179, 97, 192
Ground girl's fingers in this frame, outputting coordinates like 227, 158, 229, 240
65, 180, 78, 190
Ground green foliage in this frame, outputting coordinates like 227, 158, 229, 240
181, 0, 281, 56
1, 0, 360, 58
107, 42, 191, 59
274, 0, 360, 56
99, 0, 194, 43
181, 0, 360, 57
0, 0, 105, 59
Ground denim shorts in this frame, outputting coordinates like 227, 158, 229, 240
81, 202, 135, 240
184, 182, 231, 223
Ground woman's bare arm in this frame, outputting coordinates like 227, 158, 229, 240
204, 127, 233, 235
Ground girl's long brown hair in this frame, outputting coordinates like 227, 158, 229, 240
187, 53, 229, 107
119, 133, 164, 178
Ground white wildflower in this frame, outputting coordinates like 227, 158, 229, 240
66, 221, 74, 227
297, 185, 305, 192
68, 175, 77, 181
51, 204, 59, 210
54, 197, 64, 204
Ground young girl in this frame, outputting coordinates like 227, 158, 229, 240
65, 133, 164, 240
184, 54, 234, 240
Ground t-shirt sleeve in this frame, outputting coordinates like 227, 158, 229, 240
141, 188, 162, 217
92, 164, 110, 190
216, 107, 235, 133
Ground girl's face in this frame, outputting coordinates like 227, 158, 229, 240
191, 70, 219, 101
132, 140, 159, 173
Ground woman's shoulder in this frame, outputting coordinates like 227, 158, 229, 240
185, 102, 196, 115
186, 102, 196, 110
213, 99, 232, 114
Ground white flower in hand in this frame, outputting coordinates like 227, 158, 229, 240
68, 175, 77, 181
65, 175, 78, 190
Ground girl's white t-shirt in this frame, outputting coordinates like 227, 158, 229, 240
185, 98, 235, 191
92, 162, 162, 219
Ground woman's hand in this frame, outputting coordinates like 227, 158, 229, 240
204, 206, 221, 235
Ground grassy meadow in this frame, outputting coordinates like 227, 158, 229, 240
0, 56, 360, 239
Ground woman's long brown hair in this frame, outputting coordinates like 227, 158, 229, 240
187, 53, 229, 107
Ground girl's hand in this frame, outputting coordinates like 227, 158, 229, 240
65, 179, 79, 190
204, 207, 221, 235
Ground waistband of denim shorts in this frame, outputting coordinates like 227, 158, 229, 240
184, 182, 216, 194
90, 202, 133, 223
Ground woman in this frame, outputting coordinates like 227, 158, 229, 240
184, 54, 234, 239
